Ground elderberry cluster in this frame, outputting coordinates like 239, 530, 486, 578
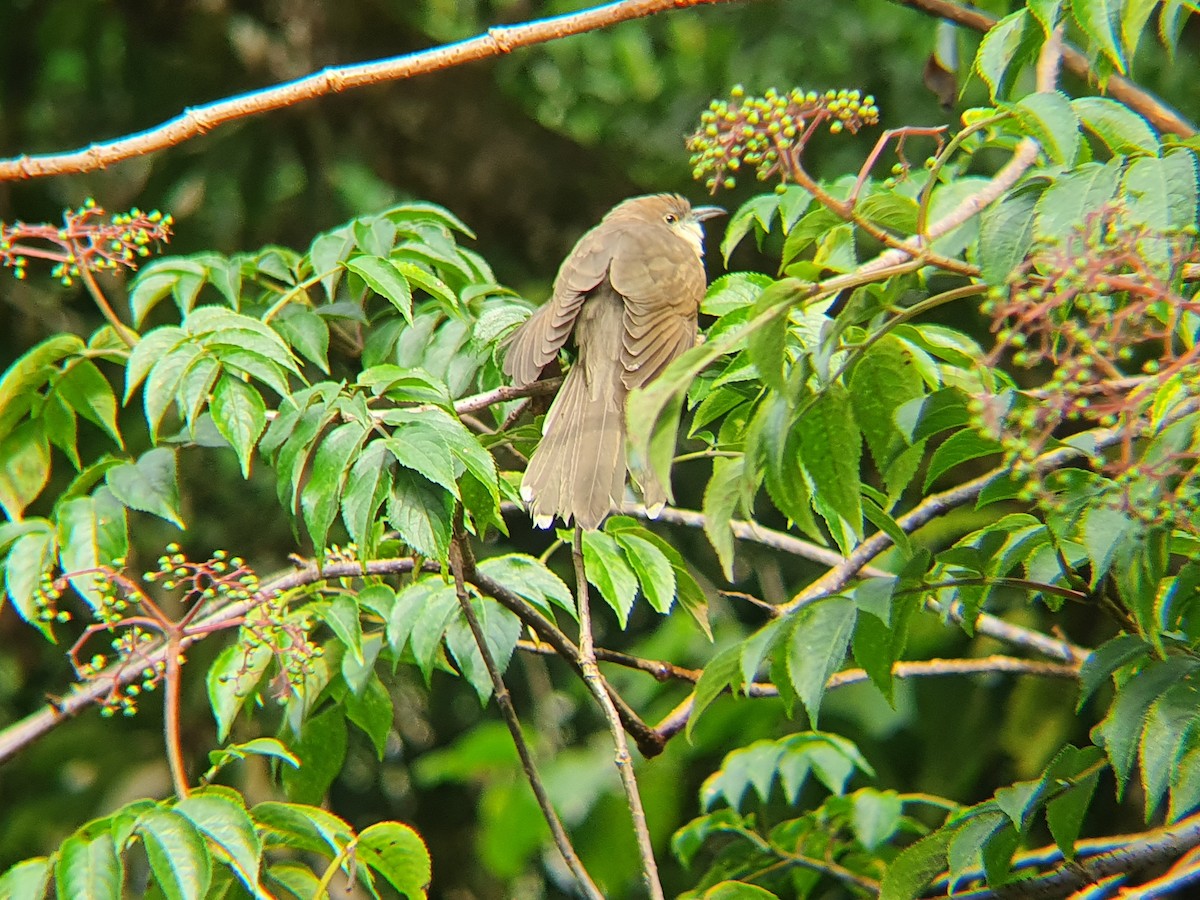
688, 86, 880, 192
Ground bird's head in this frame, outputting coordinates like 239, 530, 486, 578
608, 194, 725, 257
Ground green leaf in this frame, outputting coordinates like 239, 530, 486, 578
799, 383, 862, 544
321, 594, 364, 665
720, 194, 781, 264
56, 490, 128, 610
973, 9, 1038, 100
476, 554, 575, 619
0, 421, 50, 520
55, 830, 122, 900
0, 334, 85, 437
703, 455, 744, 582
444, 598, 521, 703
174, 790, 262, 894
57, 359, 122, 448
0, 857, 50, 899
129, 259, 209, 325
924, 429, 1002, 490
1093, 656, 1200, 797
1034, 160, 1122, 244
105, 448, 184, 528
210, 376, 266, 478
787, 597, 857, 726
343, 672, 394, 757
701, 882, 778, 899
408, 581, 459, 682
384, 425, 459, 497
849, 335, 925, 472
1044, 745, 1105, 859
701, 271, 774, 317
1072, 0, 1126, 73
979, 186, 1041, 285
880, 827, 952, 900
136, 807, 212, 900
852, 788, 904, 852
253, 802, 354, 858
1012, 91, 1080, 166
346, 255, 412, 323
688, 642, 744, 740
207, 641, 273, 742
1078, 637, 1152, 711
273, 305, 331, 373
613, 531, 676, 615
3, 524, 57, 639
301, 421, 370, 550
281, 706, 348, 805
357, 822, 431, 900
1122, 148, 1199, 233
1140, 682, 1200, 819
396, 261, 460, 316
1072, 97, 1158, 156
387, 468, 453, 561
580, 529, 639, 627
341, 440, 393, 550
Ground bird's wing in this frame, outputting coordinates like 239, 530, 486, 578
608, 223, 704, 389
501, 224, 615, 387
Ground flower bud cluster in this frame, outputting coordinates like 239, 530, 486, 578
0, 197, 172, 285
688, 86, 880, 192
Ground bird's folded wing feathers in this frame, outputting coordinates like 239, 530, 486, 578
608, 224, 704, 389
501, 225, 615, 387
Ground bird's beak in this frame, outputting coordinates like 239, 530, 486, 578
691, 205, 726, 222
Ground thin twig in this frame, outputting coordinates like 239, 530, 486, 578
573, 526, 664, 900
0, 0, 738, 181
620, 502, 1086, 663
651, 654, 1080, 742
449, 535, 601, 899
162, 633, 190, 799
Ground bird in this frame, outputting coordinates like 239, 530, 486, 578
503, 194, 724, 530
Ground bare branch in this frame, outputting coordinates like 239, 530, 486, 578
0, 0, 738, 181
449, 535, 602, 899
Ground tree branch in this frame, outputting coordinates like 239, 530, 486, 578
0, 0, 738, 181
449, 534, 602, 899
572, 526, 664, 900
650, 654, 1080, 742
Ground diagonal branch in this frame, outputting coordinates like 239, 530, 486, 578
0, 0, 738, 181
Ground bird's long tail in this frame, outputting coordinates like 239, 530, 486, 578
521, 295, 627, 530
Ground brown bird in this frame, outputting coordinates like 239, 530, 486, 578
503, 194, 723, 530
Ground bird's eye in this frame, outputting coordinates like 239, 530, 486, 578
664, 213, 678, 224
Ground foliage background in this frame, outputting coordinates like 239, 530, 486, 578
1, 1, 1199, 898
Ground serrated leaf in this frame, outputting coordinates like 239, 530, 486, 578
0, 857, 50, 899
799, 384, 862, 542
321, 594, 364, 665
273, 305, 330, 373
1012, 91, 1080, 166
137, 807, 211, 900
925, 429, 1001, 490
384, 426, 459, 498
1044, 745, 1105, 858
1122, 148, 1199, 234
210, 376, 266, 478
343, 672, 394, 757
1072, 0, 1126, 73
346, 255, 412, 323
687, 642, 744, 740
0, 334, 84, 438
387, 468, 453, 561
1072, 97, 1158, 157
1034, 160, 1122, 244
444, 598, 521, 704
476, 554, 575, 619
853, 789, 904, 852
614, 532, 676, 614
1140, 682, 1200, 820
1093, 656, 1200, 797
581, 529, 639, 627
280, 707, 348, 805
973, 9, 1037, 100
395, 261, 459, 316
703, 456, 744, 582
787, 597, 856, 726
173, 791, 262, 893
357, 822, 430, 899
301, 421, 370, 550
0, 421, 50, 520
849, 335, 924, 471
4, 525, 57, 639
880, 827, 952, 900
56, 490, 128, 609
55, 830, 122, 900
57, 359, 122, 448
979, 187, 1041, 285
207, 642, 273, 742
105, 448, 184, 528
